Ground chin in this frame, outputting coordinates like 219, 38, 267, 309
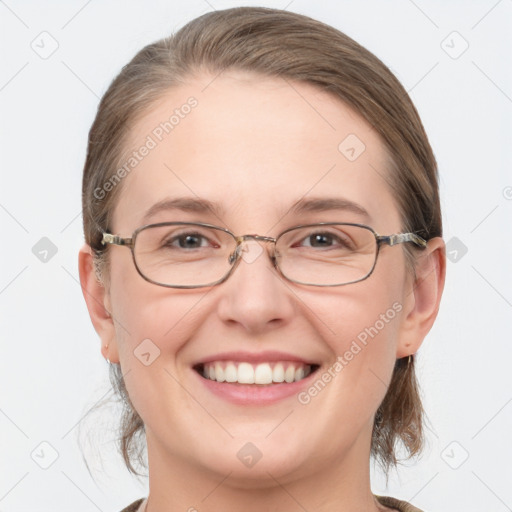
195, 437, 313, 487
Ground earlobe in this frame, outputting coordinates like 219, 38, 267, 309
78, 244, 120, 363
396, 237, 446, 359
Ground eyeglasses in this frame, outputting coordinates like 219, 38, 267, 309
101, 221, 427, 288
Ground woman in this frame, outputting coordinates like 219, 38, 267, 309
78, 7, 445, 512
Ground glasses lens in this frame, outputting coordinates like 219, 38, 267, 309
276, 224, 377, 286
134, 224, 236, 287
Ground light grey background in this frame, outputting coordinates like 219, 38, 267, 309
1, 1, 511, 511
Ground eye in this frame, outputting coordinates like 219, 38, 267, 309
296, 230, 352, 250
303, 232, 337, 248
163, 230, 219, 250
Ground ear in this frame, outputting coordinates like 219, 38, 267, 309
78, 244, 120, 363
396, 237, 446, 358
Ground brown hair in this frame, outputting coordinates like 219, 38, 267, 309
81, 6, 441, 475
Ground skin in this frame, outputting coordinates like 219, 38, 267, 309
79, 71, 445, 512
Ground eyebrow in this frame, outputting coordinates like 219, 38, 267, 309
141, 196, 370, 224
141, 197, 224, 224
288, 197, 370, 219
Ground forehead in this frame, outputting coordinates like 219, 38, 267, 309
112, 71, 400, 233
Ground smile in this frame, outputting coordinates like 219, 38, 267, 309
195, 361, 320, 385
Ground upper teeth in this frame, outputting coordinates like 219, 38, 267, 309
201, 361, 312, 385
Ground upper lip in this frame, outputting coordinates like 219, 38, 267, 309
193, 350, 318, 366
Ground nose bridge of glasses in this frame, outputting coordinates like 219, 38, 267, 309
229, 234, 277, 265
235, 234, 276, 244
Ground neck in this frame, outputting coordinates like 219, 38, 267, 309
142, 426, 386, 512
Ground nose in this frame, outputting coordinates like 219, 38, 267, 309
216, 238, 295, 334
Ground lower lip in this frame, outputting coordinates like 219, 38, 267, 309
194, 369, 318, 405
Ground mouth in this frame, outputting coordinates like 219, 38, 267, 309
193, 361, 321, 386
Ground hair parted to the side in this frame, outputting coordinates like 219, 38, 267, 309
81, 6, 441, 476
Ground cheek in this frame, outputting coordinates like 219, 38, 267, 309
352, 275, 407, 397
299, 257, 406, 407
107, 285, 205, 424
111, 288, 205, 359
326, 288, 401, 386
298, 260, 405, 356
110, 254, 205, 369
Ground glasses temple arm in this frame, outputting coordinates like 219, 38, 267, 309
101, 233, 133, 246
377, 233, 427, 248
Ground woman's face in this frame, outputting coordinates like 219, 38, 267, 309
102, 71, 420, 483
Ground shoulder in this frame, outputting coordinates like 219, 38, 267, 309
119, 498, 145, 512
375, 495, 424, 512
